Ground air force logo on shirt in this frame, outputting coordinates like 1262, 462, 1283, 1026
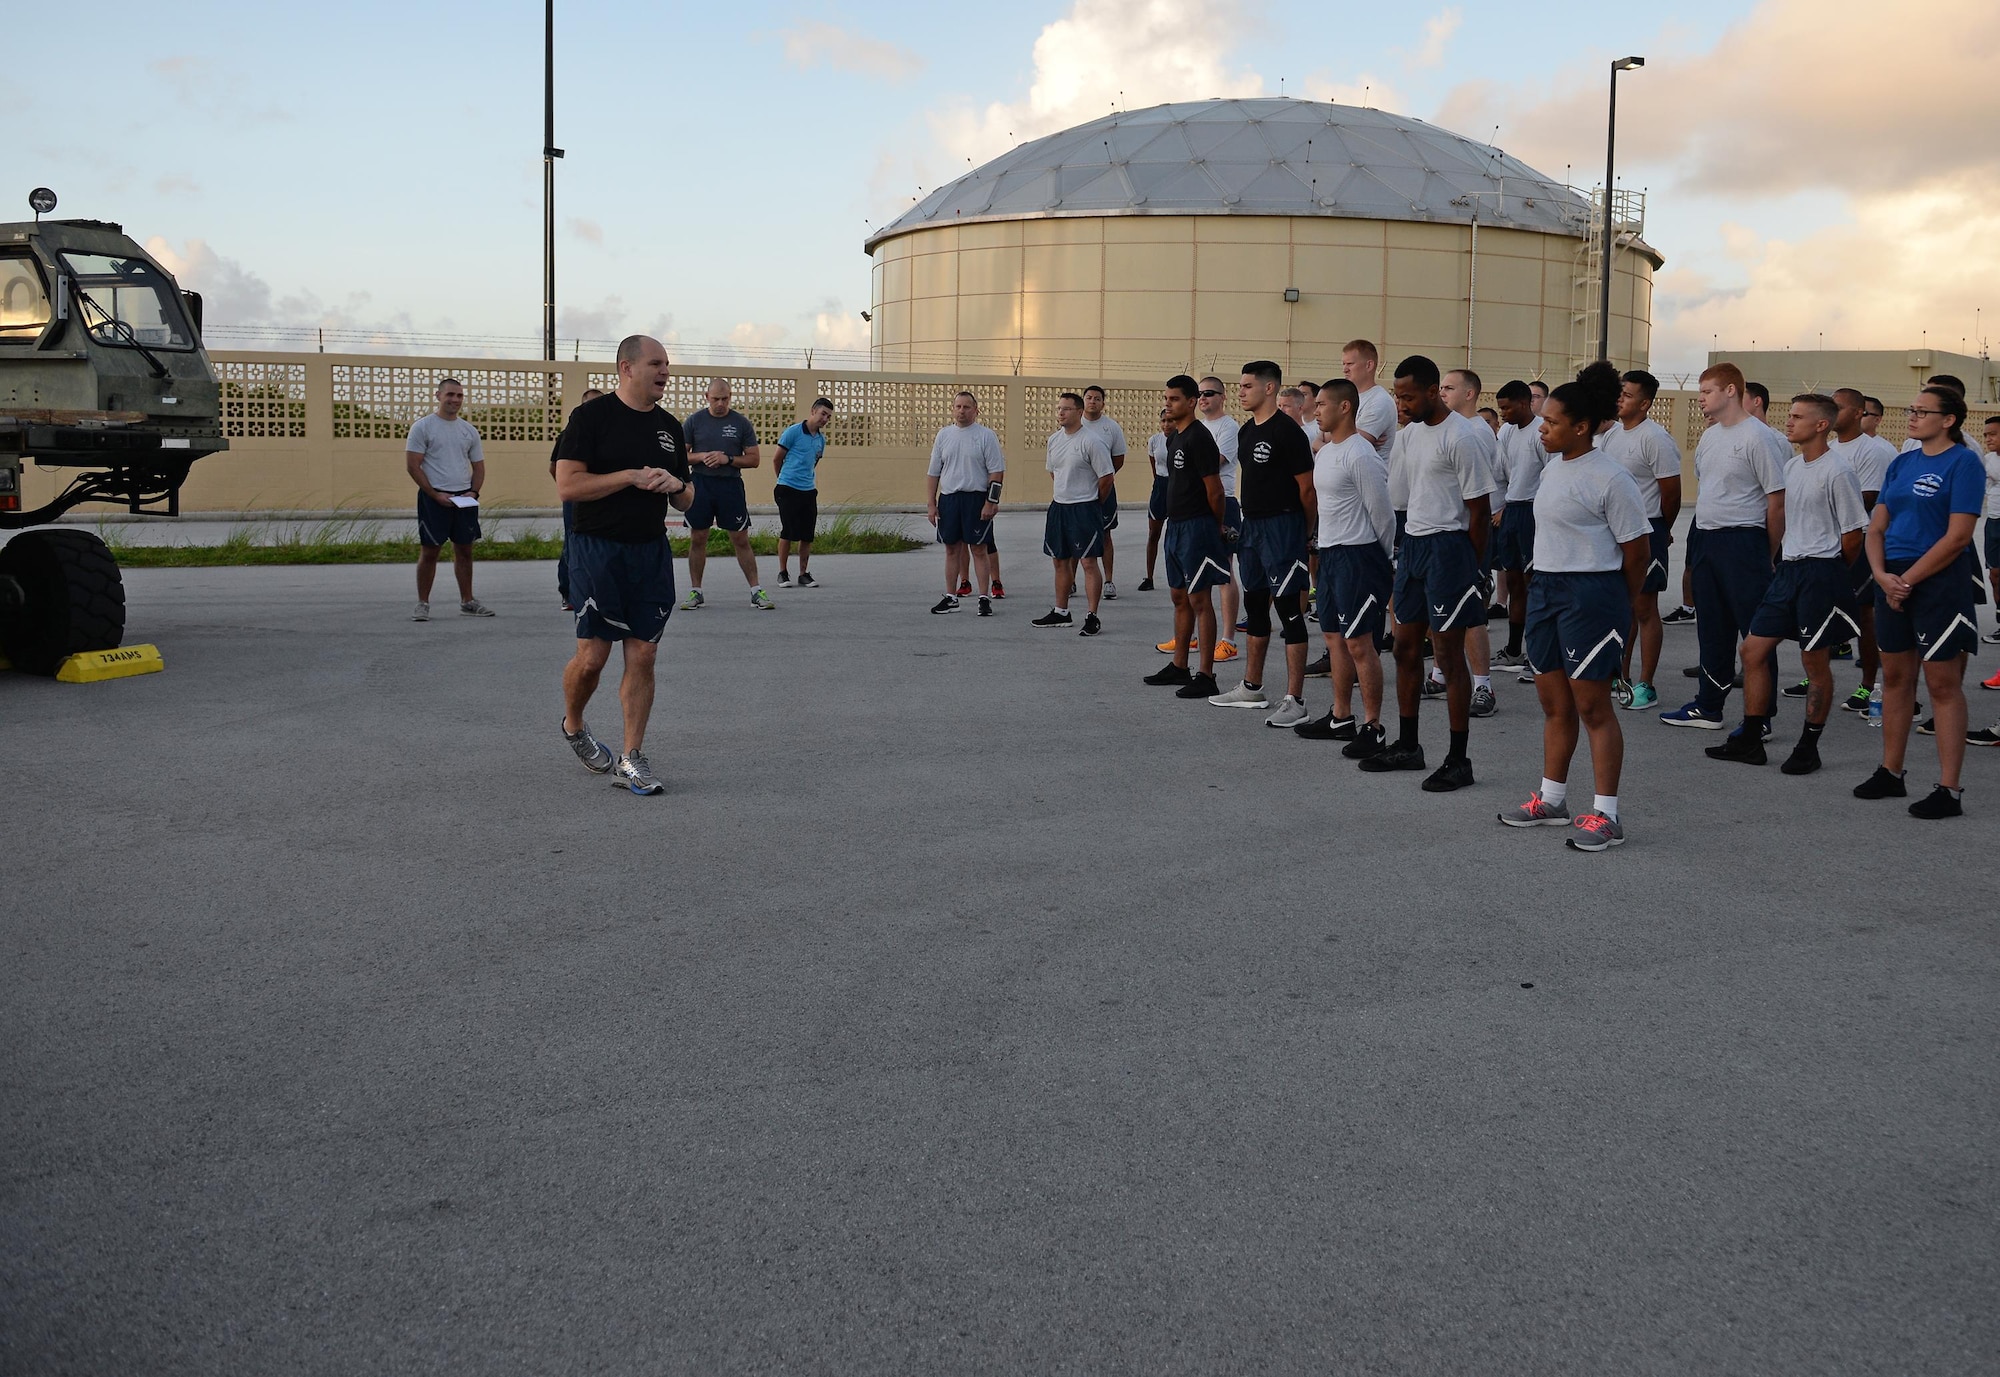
657, 432, 678, 454
1251, 441, 1273, 464
1172, 449, 1186, 470
1913, 471, 1943, 498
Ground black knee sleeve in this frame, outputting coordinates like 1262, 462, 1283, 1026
1244, 588, 1273, 638
1274, 590, 1307, 645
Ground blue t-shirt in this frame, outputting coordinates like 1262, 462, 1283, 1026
1879, 444, 1985, 561
681, 408, 757, 484
775, 422, 827, 490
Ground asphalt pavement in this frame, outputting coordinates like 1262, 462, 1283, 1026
2, 526, 1996, 1375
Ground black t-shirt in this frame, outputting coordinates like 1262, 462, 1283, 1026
1237, 412, 1313, 518
1164, 420, 1223, 520
556, 393, 690, 543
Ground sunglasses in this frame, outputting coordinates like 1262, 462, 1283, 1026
1198, 389, 1224, 399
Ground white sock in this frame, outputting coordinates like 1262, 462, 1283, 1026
1594, 793, 1619, 821
1474, 674, 1492, 692
1540, 777, 1568, 807
1429, 667, 1446, 685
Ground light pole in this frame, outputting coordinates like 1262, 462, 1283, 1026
542, 0, 564, 362
1597, 55, 1644, 364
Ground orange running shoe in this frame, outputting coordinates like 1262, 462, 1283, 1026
1213, 640, 1238, 662
1983, 666, 2000, 691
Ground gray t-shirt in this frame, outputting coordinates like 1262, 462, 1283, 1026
1599, 417, 1682, 519
1496, 417, 1548, 503
1694, 416, 1790, 530
405, 413, 484, 491
1313, 433, 1394, 555
1080, 414, 1128, 461
1781, 450, 1868, 561
1533, 450, 1652, 573
1202, 413, 1240, 497
1827, 432, 1897, 494
928, 422, 1006, 494
1389, 411, 1496, 536
682, 408, 759, 482
1046, 426, 1114, 504
1149, 432, 1170, 477
1355, 385, 1398, 462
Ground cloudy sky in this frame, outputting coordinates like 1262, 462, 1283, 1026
16, 0, 1997, 374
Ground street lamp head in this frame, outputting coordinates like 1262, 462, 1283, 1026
1614, 56, 1645, 70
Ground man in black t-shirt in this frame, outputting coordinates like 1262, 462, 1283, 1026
1142, 375, 1230, 700
553, 335, 695, 796
1210, 361, 1316, 724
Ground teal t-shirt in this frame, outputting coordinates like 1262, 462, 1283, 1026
776, 422, 827, 490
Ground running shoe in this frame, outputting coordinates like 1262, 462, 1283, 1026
1304, 652, 1331, 678
1079, 613, 1102, 637
1469, 685, 1497, 718
563, 720, 615, 774
1566, 811, 1625, 851
1624, 682, 1659, 711
412, 601, 429, 621
1498, 790, 1570, 827
751, 589, 776, 611
1358, 740, 1426, 773
977, 596, 993, 617
1235, 618, 1249, 632
1662, 605, 1697, 625
559, 601, 573, 612
1780, 742, 1822, 775
1420, 675, 1448, 700
1341, 722, 1387, 759
1985, 625, 2000, 644
1421, 758, 1475, 793
797, 572, 819, 589
1908, 785, 1963, 820
1492, 647, 1529, 670
1103, 582, 1118, 600
1842, 686, 1875, 711
1487, 604, 1510, 622
1143, 663, 1192, 687
1137, 577, 1155, 591
930, 595, 960, 615
957, 578, 974, 596
1660, 701, 1725, 730
1305, 603, 1319, 624
1031, 609, 1075, 629
1852, 766, 1908, 799
612, 751, 665, 795
1610, 678, 1633, 707
1265, 696, 1310, 729
1981, 668, 2000, 690
1916, 717, 1936, 736
776, 570, 792, 587
1682, 666, 1702, 678
1209, 681, 1269, 708
1705, 732, 1767, 766
681, 589, 706, 611
460, 598, 495, 617
1294, 711, 1356, 741
1781, 679, 1809, 699
1518, 669, 1536, 685
990, 580, 1006, 599
1213, 641, 1239, 663
1830, 642, 1854, 661
1175, 671, 1220, 700
1966, 726, 2000, 747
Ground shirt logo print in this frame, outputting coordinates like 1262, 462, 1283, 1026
657, 432, 677, 453
1912, 472, 1943, 498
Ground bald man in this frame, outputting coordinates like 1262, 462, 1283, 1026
682, 377, 774, 611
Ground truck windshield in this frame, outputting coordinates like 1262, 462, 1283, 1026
0, 254, 51, 340
59, 252, 195, 351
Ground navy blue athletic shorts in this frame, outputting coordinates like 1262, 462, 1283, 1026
1223, 496, 1243, 537
1147, 474, 1170, 522
1493, 500, 1537, 573
1849, 549, 1876, 599
1985, 517, 2000, 571
1525, 571, 1632, 680
1875, 552, 1981, 660
1749, 557, 1859, 650
417, 489, 480, 547
1319, 543, 1393, 641
1237, 512, 1309, 595
568, 532, 675, 644
936, 490, 993, 548
685, 472, 752, 532
1644, 517, 1671, 594
1164, 516, 1231, 592
1043, 501, 1105, 561
1393, 530, 1486, 631
1099, 483, 1120, 533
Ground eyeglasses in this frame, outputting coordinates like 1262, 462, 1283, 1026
1862, 411, 1883, 419
1198, 389, 1223, 399
1906, 407, 1949, 418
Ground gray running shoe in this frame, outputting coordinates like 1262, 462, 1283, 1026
1265, 695, 1310, 728
1420, 675, 1448, 699
681, 589, 706, 611
563, 720, 615, 774
1209, 681, 1270, 708
1498, 790, 1570, 827
1103, 581, 1119, 600
1566, 810, 1625, 851
1492, 647, 1528, 669
751, 589, 776, 611
460, 598, 495, 617
612, 751, 665, 795
411, 601, 429, 621
1470, 685, 1497, 717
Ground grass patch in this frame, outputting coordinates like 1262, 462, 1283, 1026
102, 507, 923, 567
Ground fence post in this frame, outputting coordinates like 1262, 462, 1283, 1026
303, 351, 336, 511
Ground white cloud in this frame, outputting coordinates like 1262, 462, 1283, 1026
773, 20, 922, 82
153, 176, 200, 196
1402, 8, 1462, 70
808, 299, 870, 353
566, 217, 604, 246
557, 296, 625, 342
144, 238, 275, 323
728, 321, 788, 351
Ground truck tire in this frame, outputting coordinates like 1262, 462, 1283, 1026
0, 530, 127, 676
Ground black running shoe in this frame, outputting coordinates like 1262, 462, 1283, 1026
1079, 613, 1101, 637
1420, 675, 1448, 699
1853, 767, 1908, 799
930, 595, 960, 615
1358, 740, 1426, 772
1421, 758, 1475, 792
1780, 743, 1821, 775
1143, 663, 1192, 687
1682, 665, 1701, 678
1304, 652, 1331, 678
1908, 785, 1963, 820
1030, 609, 1074, 628
1662, 605, 1697, 624
977, 596, 994, 617
1781, 679, 1809, 699
1175, 671, 1219, 699
1137, 577, 1154, 591
1916, 717, 1936, 736
1341, 721, 1387, 759
1487, 604, 1509, 621
1705, 733, 1767, 766
1292, 711, 1355, 741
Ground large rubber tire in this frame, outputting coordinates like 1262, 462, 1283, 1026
0, 530, 126, 676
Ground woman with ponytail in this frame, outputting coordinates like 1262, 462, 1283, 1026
1497, 362, 1652, 851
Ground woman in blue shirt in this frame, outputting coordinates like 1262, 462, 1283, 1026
1855, 385, 1984, 818
773, 397, 833, 588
